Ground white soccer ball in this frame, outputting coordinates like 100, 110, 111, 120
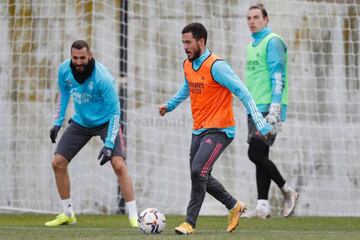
138, 208, 166, 234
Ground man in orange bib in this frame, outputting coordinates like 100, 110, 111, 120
159, 22, 272, 235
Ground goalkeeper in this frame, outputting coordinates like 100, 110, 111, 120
159, 23, 272, 235
244, 4, 299, 219
45, 40, 138, 228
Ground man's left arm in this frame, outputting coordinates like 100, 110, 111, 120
211, 61, 272, 135
266, 38, 286, 124
96, 78, 121, 165
101, 78, 121, 150
264, 37, 287, 132
267, 37, 286, 105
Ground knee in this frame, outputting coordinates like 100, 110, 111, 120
248, 137, 269, 163
51, 154, 68, 172
190, 167, 206, 181
112, 157, 127, 176
248, 146, 258, 164
248, 142, 264, 165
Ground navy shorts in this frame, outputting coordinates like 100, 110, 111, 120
55, 119, 126, 161
247, 113, 276, 146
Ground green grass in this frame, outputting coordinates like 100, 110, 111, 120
0, 214, 359, 240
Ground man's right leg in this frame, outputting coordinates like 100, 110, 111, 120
248, 137, 286, 193
200, 133, 246, 232
45, 121, 91, 227
176, 132, 242, 234
248, 137, 298, 218
52, 154, 70, 201
174, 134, 200, 235
45, 154, 77, 227
247, 137, 284, 218
184, 132, 234, 229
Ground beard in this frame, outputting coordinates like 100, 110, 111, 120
188, 45, 201, 62
70, 58, 95, 84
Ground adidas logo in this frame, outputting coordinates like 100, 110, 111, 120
205, 138, 212, 144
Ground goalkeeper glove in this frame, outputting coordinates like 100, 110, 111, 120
98, 146, 113, 166
50, 125, 61, 143
265, 103, 281, 135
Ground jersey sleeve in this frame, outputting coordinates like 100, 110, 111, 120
267, 37, 287, 104
53, 66, 70, 126
211, 60, 272, 135
100, 78, 121, 149
165, 77, 190, 112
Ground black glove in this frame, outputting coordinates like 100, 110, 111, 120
98, 147, 113, 166
50, 125, 61, 143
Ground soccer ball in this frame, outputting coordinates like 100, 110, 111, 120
138, 208, 166, 234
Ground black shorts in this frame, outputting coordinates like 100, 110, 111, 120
247, 113, 276, 146
55, 119, 126, 161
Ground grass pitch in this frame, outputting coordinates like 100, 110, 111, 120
0, 214, 359, 240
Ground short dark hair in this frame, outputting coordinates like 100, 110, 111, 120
182, 22, 208, 44
71, 40, 90, 52
248, 3, 268, 18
